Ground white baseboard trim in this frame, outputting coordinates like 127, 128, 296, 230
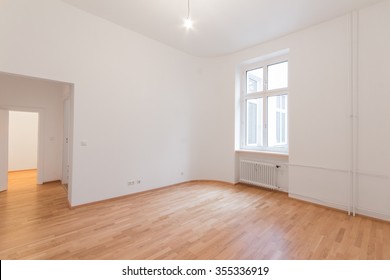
289, 193, 349, 212
289, 193, 390, 222
356, 208, 390, 222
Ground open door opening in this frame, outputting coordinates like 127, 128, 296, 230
8, 111, 39, 186
0, 72, 74, 203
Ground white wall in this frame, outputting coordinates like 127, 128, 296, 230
0, 73, 67, 182
188, 58, 236, 183
220, 1, 390, 221
287, 15, 351, 210
0, 0, 206, 206
356, 0, 390, 219
8, 111, 39, 171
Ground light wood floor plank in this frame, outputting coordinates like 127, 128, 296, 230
1, 170, 389, 260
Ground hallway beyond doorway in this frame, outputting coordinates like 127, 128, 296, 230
8, 170, 38, 190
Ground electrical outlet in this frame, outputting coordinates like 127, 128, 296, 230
136, 180, 141, 184
128, 180, 135, 186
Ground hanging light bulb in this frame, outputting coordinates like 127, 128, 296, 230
184, 17, 193, 29
184, 0, 193, 30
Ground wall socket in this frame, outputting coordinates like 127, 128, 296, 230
128, 180, 141, 186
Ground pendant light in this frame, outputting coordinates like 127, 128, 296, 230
184, 0, 193, 29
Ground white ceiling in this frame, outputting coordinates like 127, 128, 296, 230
61, 0, 383, 57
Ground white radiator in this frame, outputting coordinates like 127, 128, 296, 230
239, 160, 279, 189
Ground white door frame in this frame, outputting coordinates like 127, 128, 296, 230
0, 72, 74, 208
62, 98, 70, 185
0, 109, 9, 191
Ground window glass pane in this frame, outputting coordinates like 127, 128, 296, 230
268, 61, 288, 90
246, 98, 263, 146
246, 68, 263, 93
267, 95, 288, 148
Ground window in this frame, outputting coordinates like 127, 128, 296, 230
241, 59, 288, 153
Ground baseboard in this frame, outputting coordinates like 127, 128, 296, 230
289, 193, 349, 213
66, 180, 390, 223
190, 179, 235, 186
42, 180, 62, 184
69, 181, 194, 209
68, 180, 238, 209
8, 169, 37, 173
289, 193, 390, 223
356, 208, 390, 222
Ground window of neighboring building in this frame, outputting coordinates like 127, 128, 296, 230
240, 58, 288, 153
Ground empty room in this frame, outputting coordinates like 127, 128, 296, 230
1, 0, 390, 262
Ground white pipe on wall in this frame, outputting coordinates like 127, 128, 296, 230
351, 11, 359, 217
347, 13, 353, 216
347, 11, 359, 217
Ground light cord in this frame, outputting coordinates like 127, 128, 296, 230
187, 0, 190, 19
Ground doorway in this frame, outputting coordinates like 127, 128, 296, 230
0, 109, 42, 191
8, 111, 39, 172
8, 111, 39, 185
0, 72, 74, 199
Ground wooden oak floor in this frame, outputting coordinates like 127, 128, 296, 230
1, 170, 390, 260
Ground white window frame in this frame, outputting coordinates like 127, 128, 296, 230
240, 56, 289, 153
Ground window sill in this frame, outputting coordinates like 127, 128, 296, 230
235, 149, 289, 158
